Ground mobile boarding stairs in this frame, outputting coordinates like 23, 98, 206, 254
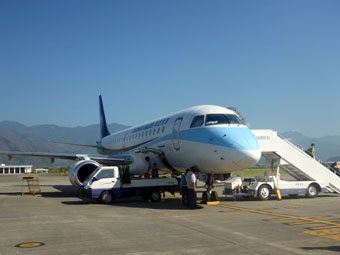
251, 130, 340, 194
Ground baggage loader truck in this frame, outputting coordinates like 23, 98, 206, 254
81, 166, 179, 203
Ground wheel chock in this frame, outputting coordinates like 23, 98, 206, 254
206, 201, 220, 205
275, 187, 282, 201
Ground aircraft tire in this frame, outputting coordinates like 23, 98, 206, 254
202, 191, 211, 204
306, 184, 318, 198
100, 191, 115, 204
257, 185, 271, 201
211, 191, 218, 201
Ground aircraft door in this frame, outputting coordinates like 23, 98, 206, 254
172, 117, 183, 151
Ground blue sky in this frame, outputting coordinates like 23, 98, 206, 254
1, 0, 339, 137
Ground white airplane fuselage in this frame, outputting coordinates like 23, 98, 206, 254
99, 105, 261, 175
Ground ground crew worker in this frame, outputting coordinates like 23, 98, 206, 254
331, 162, 340, 176
145, 156, 159, 178
180, 169, 189, 206
306, 143, 316, 158
187, 166, 199, 209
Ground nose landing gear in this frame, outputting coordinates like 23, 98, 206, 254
202, 174, 219, 204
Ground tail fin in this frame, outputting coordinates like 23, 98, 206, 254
99, 95, 110, 139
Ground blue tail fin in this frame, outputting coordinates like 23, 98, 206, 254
99, 95, 110, 139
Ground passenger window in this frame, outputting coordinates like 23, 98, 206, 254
190, 115, 204, 128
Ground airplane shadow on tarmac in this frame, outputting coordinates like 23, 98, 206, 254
61, 189, 204, 210
62, 196, 204, 210
301, 246, 340, 252
40, 185, 78, 198
0, 185, 78, 198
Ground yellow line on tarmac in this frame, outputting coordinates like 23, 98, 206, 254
310, 226, 340, 230
213, 204, 340, 229
210, 203, 340, 241
288, 222, 319, 225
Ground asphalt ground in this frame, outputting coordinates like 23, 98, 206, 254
1, 174, 340, 255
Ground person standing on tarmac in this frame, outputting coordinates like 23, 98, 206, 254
180, 169, 189, 206
306, 143, 316, 158
187, 166, 200, 209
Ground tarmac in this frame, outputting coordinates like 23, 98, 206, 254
1, 174, 340, 255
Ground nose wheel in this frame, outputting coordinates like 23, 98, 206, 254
202, 174, 219, 203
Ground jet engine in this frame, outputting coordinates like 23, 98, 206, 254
69, 160, 101, 187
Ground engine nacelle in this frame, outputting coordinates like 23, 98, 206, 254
69, 160, 101, 187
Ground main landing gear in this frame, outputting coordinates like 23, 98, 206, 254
202, 174, 218, 204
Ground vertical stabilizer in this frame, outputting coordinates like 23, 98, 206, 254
99, 95, 110, 139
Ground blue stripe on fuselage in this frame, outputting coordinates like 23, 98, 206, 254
144, 126, 260, 151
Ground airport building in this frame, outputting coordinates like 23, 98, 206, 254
0, 164, 32, 175
35, 168, 49, 173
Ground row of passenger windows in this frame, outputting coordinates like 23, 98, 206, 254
190, 114, 244, 128
113, 126, 166, 144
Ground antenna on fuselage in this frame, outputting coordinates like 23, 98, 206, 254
99, 95, 110, 139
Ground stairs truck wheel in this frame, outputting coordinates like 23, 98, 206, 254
257, 185, 271, 201
202, 191, 211, 204
306, 184, 319, 198
150, 191, 161, 202
211, 191, 218, 201
100, 191, 115, 204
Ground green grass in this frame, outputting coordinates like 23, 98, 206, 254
232, 169, 287, 176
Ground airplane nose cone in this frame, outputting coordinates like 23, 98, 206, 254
236, 149, 261, 169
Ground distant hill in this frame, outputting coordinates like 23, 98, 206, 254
280, 131, 340, 162
0, 121, 129, 167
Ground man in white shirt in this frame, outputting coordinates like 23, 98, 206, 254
187, 166, 199, 209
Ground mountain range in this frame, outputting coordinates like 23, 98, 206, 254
0, 121, 339, 168
279, 131, 340, 162
0, 121, 128, 167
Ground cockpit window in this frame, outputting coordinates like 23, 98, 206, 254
227, 114, 244, 124
190, 115, 204, 128
205, 114, 244, 126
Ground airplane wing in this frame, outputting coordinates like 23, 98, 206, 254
0, 151, 132, 166
48, 140, 98, 148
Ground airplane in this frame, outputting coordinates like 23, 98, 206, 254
0, 96, 261, 202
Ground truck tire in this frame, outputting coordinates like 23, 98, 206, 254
100, 191, 115, 204
306, 184, 318, 198
257, 185, 271, 201
211, 191, 218, 201
150, 191, 161, 202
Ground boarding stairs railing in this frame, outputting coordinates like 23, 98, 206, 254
252, 129, 340, 194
